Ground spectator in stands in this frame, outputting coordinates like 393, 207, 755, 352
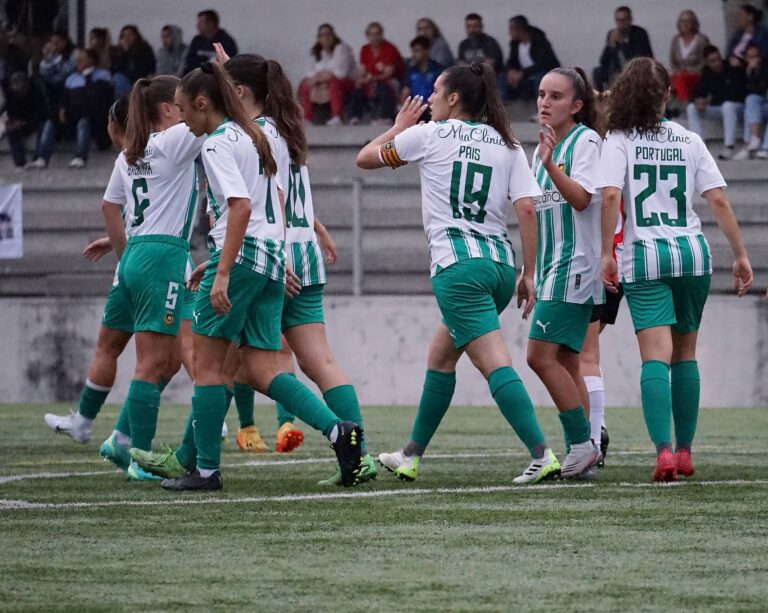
669, 10, 710, 105
415, 18, 453, 67
728, 4, 768, 62
348, 22, 404, 124
181, 9, 238, 74
0, 26, 28, 91
298, 23, 356, 126
59, 48, 114, 168
687, 45, 747, 160
156, 25, 186, 76
504, 15, 559, 101
401, 35, 443, 121
38, 30, 76, 108
734, 44, 768, 159
111, 25, 156, 97
87, 27, 117, 70
457, 13, 503, 74
594, 6, 653, 91
4, 70, 53, 170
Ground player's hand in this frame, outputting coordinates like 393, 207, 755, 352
82, 237, 112, 262
285, 266, 302, 298
732, 255, 753, 297
394, 95, 427, 131
187, 260, 209, 292
210, 270, 231, 315
318, 229, 338, 265
213, 42, 230, 65
600, 255, 619, 294
516, 274, 536, 320
538, 124, 556, 167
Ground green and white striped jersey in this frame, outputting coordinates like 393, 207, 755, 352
598, 120, 724, 283
104, 123, 204, 243
390, 120, 542, 276
203, 120, 285, 282
532, 124, 603, 304
257, 117, 326, 286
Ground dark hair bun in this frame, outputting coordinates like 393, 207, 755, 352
469, 61, 484, 76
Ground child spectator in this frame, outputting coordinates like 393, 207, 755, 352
504, 15, 559, 100
686, 45, 747, 159
59, 48, 114, 168
38, 30, 76, 108
415, 18, 453, 67
348, 22, 404, 123
111, 25, 156, 96
298, 23, 356, 126
402, 36, 443, 121
4, 71, 53, 170
669, 10, 710, 104
181, 9, 238, 74
156, 25, 186, 76
734, 44, 768, 159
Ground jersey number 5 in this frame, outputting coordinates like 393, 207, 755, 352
450, 161, 492, 223
131, 178, 150, 227
633, 164, 687, 228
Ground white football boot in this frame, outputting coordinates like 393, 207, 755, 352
44, 410, 92, 443
513, 448, 561, 484
560, 441, 599, 478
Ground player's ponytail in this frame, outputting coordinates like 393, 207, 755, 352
548, 67, 597, 130
124, 75, 179, 166
224, 54, 307, 166
442, 62, 517, 149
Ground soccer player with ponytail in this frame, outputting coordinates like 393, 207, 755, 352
598, 58, 753, 481
159, 61, 363, 491
358, 62, 559, 485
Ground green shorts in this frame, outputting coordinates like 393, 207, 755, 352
101, 265, 134, 333
111, 236, 188, 336
623, 275, 711, 333
528, 300, 593, 353
431, 258, 516, 349
192, 254, 284, 350
282, 283, 325, 331
181, 286, 196, 321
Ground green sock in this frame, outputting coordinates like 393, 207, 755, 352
641, 360, 672, 450
488, 367, 546, 457
114, 403, 131, 437
410, 370, 456, 449
125, 380, 160, 452
324, 384, 366, 453
267, 373, 338, 437
175, 409, 197, 470
158, 378, 170, 394
275, 374, 297, 426
78, 380, 110, 420
192, 385, 228, 470
234, 383, 255, 429
557, 406, 591, 447
671, 360, 700, 451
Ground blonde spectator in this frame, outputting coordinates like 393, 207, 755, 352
669, 10, 710, 103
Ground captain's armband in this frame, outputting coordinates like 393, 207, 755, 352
379, 141, 407, 169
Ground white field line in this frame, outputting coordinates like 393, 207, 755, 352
1, 479, 768, 511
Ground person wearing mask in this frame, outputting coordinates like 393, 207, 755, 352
4, 71, 53, 170
594, 6, 653, 91
728, 4, 768, 62
505, 15, 560, 101
181, 9, 238, 74
669, 10, 710, 104
156, 25, 187, 76
111, 25, 156, 96
415, 18, 453, 67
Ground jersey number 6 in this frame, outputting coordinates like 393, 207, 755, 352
131, 178, 150, 228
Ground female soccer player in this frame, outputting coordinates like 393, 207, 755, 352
526, 67, 601, 478
357, 62, 559, 485
599, 57, 753, 481
160, 61, 362, 491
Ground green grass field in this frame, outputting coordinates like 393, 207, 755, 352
1, 404, 767, 612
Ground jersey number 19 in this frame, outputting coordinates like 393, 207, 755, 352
450, 161, 492, 223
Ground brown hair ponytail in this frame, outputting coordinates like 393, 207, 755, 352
124, 75, 179, 165
605, 57, 670, 135
180, 61, 277, 176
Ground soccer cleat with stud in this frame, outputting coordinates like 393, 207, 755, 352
127, 461, 163, 481
560, 441, 599, 478
130, 445, 186, 479
221, 421, 228, 441
236, 425, 268, 453
377, 450, 420, 482
653, 448, 678, 482
99, 435, 131, 471
598, 426, 609, 467
675, 448, 695, 478
318, 453, 377, 486
161, 469, 223, 492
513, 448, 561, 484
44, 410, 92, 443
331, 421, 363, 486
275, 422, 304, 453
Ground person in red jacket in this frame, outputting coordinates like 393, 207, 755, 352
348, 22, 405, 123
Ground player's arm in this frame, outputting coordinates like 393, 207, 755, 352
539, 125, 591, 211
314, 217, 337, 265
83, 236, 113, 261
703, 187, 753, 296
211, 196, 250, 314
513, 196, 538, 320
102, 201, 127, 258
356, 95, 427, 169
600, 187, 621, 294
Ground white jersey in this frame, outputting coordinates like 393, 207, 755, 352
532, 124, 603, 304
103, 123, 203, 242
257, 117, 325, 286
203, 120, 285, 282
598, 120, 724, 283
385, 119, 542, 276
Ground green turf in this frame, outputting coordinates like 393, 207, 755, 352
1, 404, 767, 612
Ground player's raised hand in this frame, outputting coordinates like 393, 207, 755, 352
600, 254, 620, 294
732, 254, 753, 297
538, 124, 556, 168
213, 42, 230, 65
394, 95, 428, 131
82, 237, 112, 262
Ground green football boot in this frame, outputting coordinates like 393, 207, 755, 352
318, 453, 378, 486
377, 450, 420, 481
99, 434, 131, 471
127, 461, 163, 481
130, 445, 186, 479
